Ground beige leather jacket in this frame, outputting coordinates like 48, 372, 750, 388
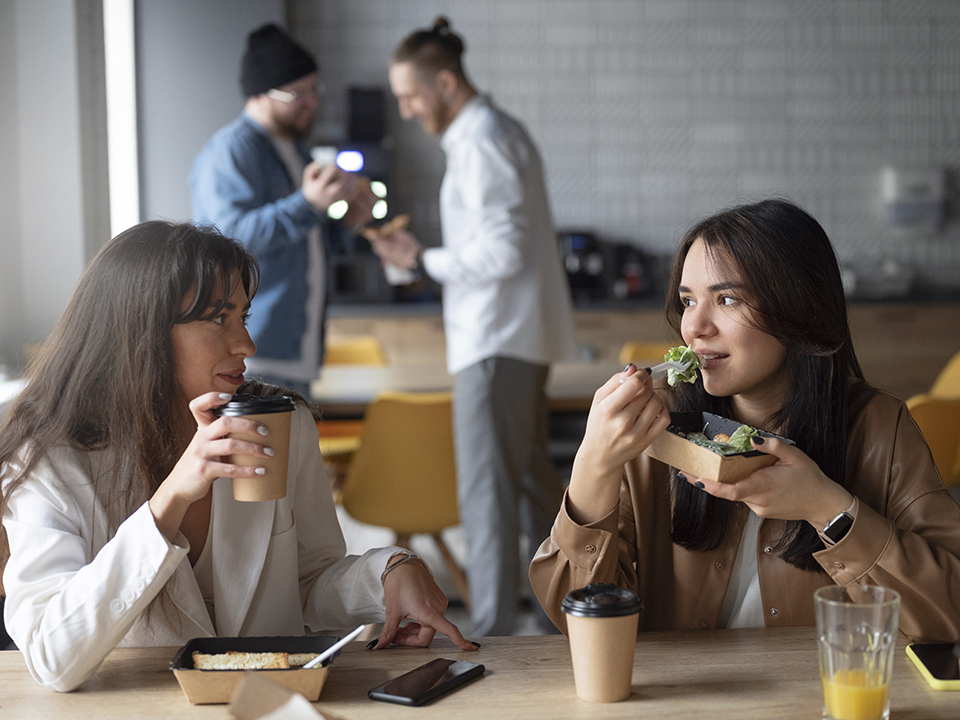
530, 383, 960, 643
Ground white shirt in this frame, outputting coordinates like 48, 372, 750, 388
716, 510, 765, 629
423, 95, 576, 374
245, 136, 325, 383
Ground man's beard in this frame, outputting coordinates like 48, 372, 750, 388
274, 112, 314, 141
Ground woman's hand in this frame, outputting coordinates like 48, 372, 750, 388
148, 392, 274, 541
370, 556, 477, 652
567, 364, 671, 524
678, 436, 854, 529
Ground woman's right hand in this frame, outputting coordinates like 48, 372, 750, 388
148, 392, 273, 541
567, 364, 671, 524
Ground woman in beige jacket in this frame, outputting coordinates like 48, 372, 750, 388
530, 199, 960, 643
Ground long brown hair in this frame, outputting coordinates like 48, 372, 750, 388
0, 221, 260, 592
664, 198, 864, 572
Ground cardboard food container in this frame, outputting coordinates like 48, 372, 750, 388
170, 635, 339, 705
643, 411, 794, 483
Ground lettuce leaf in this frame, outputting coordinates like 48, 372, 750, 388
664, 345, 704, 387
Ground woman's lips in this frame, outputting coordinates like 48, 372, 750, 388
698, 353, 727, 371
218, 371, 245, 386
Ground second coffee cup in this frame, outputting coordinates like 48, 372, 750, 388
213, 394, 295, 502
562, 583, 641, 703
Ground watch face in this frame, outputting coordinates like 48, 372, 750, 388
825, 512, 854, 543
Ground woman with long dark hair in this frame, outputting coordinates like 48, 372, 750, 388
530, 198, 960, 642
1, 221, 473, 692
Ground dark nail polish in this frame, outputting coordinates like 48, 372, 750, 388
753, 435, 765, 445
623, 363, 635, 373
471, 641, 482, 648
643, 366, 652, 375
677, 473, 687, 482
695, 481, 705, 489
366, 639, 378, 650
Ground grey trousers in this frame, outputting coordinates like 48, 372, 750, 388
453, 356, 564, 636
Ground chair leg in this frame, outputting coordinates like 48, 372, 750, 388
431, 532, 471, 611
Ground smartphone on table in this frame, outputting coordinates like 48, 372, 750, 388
906, 643, 960, 690
368, 658, 485, 706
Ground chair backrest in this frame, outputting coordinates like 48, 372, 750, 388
906, 393, 960, 487
618, 341, 676, 367
930, 350, 960, 398
325, 336, 387, 366
340, 391, 459, 534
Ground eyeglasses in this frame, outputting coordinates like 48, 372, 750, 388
266, 81, 324, 104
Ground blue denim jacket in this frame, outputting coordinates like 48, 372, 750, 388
189, 114, 328, 361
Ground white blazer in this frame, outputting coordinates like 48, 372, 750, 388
2, 405, 395, 691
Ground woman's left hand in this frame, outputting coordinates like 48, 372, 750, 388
371, 556, 478, 652
680, 436, 853, 529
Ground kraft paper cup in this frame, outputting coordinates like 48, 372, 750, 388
562, 583, 641, 703
213, 394, 295, 502
815, 585, 900, 720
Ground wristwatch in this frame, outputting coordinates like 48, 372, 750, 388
822, 511, 854, 545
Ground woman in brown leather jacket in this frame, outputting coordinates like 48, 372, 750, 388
530, 199, 960, 643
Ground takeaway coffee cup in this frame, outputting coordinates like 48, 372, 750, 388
562, 583, 641, 703
213, 394, 295, 502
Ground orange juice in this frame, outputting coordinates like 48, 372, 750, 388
821, 669, 889, 720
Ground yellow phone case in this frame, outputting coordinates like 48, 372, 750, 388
906, 644, 960, 690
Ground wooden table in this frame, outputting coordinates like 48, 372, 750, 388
2, 628, 956, 719
311, 361, 627, 418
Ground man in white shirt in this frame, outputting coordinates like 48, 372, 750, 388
367, 18, 577, 636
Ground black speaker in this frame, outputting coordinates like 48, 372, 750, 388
348, 87, 385, 144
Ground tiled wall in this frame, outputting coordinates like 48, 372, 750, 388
293, 0, 960, 289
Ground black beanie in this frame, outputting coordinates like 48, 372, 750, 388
241, 23, 318, 97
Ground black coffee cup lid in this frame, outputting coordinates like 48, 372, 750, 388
213, 394, 295, 417
561, 583, 642, 618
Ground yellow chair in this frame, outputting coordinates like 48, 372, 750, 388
905, 393, 960, 487
339, 390, 470, 607
618, 341, 677, 367
930, 350, 960, 398
324, 336, 387, 366
318, 336, 388, 483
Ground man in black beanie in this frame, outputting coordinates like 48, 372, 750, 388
190, 23, 374, 395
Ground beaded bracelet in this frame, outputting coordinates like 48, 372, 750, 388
380, 552, 422, 584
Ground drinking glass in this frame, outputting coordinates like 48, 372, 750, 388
815, 585, 900, 720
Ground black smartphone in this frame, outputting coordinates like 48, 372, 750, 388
906, 643, 960, 690
368, 658, 485, 706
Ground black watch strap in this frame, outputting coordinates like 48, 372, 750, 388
823, 511, 854, 544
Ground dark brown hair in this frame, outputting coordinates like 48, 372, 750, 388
0, 221, 260, 593
664, 198, 864, 572
393, 16, 467, 80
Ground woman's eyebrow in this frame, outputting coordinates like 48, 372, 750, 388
212, 299, 252, 312
678, 281, 743, 293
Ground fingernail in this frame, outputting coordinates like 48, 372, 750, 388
695, 481, 705, 489
471, 641, 481, 648
677, 472, 687, 482
257, 426, 269, 436
623, 363, 635, 373
219, 393, 233, 401
366, 639, 378, 650
643, 366, 652, 375
255, 467, 266, 475
264, 447, 275, 457
753, 436, 765, 445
